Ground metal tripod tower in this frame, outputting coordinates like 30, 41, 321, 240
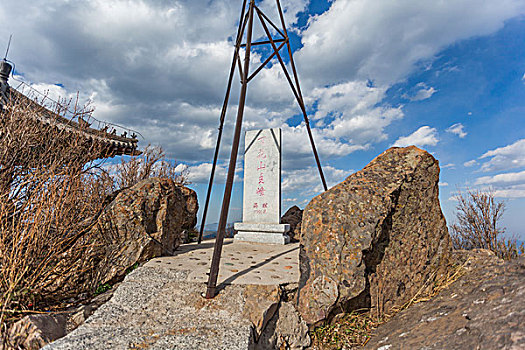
202, 0, 328, 299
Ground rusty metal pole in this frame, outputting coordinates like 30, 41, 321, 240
198, 0, 249, 244
275, 0, 328, 192
205, 0, 255, 299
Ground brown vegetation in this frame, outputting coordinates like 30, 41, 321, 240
0, 94, 185, 331
450, 189, 524, 260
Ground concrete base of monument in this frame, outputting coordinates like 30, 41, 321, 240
233, 223, 291, 245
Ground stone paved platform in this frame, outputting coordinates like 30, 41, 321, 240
146, 238, 299, 286
44, 239, 302, 350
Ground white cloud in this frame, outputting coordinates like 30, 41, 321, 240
1, 0, 524, 168
493, 185, 525, 198
469, 156, 525, 199
464, 159, 478, 167
475, 170, 525, 186
522, 72, 525, 81
311, 81, 404, 145
392, 126, 439, 148
479, 139, 525, 172
403, 83, 437, 101
441, 163, 456, 169
439, 182, 449, 187
446, 123, 467, 138
282, 165, 349, 196
181, 162, 242, 184
296, 0, 525, 86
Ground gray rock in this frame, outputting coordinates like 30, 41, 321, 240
243, 285, 281, 340
298, 146, 452, 326
81, 178, 198, 293
365, 250, 525, 350
255, 301, 310, 350
4, 314, 67, 350
44, 266, 252, 350
67, 283, 119, 331
281, 206, 303, 243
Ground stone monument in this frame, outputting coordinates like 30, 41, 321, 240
234, 128, 290, 244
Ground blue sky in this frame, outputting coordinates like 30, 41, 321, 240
1, 0, 524, 238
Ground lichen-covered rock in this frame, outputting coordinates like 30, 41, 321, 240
297, 146, 451, 326
86, 178, 198, 289
281, 206, 303, 242
365, 250, 525, 350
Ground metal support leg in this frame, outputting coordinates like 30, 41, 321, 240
205, 0, 255, 299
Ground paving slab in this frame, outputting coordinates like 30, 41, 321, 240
146, 238, 299, 286
44, 239, 301, 350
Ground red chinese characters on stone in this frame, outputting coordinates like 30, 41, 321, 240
257, 148, 267, 159
253, 203, 258, 209
254, 136, 268, 199
262, 203, 268, 209
256, 186, 265, 196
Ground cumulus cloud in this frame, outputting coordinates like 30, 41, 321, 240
403, 83, 437, 101
479, 139, 525, 172
296, 0, 525, 86
392, 126, 439, 148
473, 171, 525, 198
1, 0, 524, 175
493, 185, 525, 198
464, 141, 525, 198
181, 162, 242, 184
311, 81, 404, 144
475, 170, 525, 186
446, 123, 467, 138
464, 159, 478, 167
282, 165, 349, 196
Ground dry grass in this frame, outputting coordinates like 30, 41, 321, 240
0, 95, 108, 325
0, 94, 186, 333
450, 188, 524, 260
115, 144, 188, 190
310, 260, 468, 349
310, 310, 380, 349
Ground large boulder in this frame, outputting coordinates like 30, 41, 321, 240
365, 251, 525, 350
297, 146, 451, 326
83, 178, 198, 289
281, 206, 303, 242
3, 314, 67, 350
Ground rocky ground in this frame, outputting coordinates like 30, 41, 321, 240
4, 147, 523, 350
364, 249, 525, 350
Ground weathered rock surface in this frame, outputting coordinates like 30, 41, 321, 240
44, 265, 310, 350
85, 177, 198, 289
257, 301, 310, 350
298, 146, 451, 326
3, 314, 67, 350
67, 284, 119, 332
243, 285, 281, 340
365, 250, 525, 350
281, 206, 303, 242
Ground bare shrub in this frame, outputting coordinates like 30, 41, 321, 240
114, 144, 188, 189
0, 94, 110, 328
0, 93, 189, 333
450, 189, 524, 260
